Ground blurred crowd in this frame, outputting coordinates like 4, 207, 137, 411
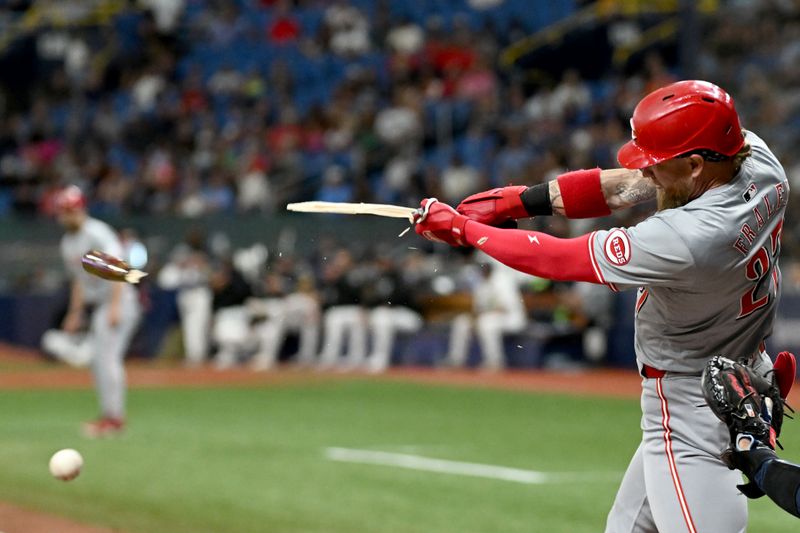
3, 0, 800, 367
1, 0, 799, 255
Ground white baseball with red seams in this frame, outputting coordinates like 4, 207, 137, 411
49, 449, 83, 481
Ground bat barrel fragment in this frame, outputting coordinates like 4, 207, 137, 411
286, 201, 418, 220
81, 250, 148, 284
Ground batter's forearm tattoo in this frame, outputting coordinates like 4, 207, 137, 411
548, 180, 565, 215
548, 170, 655, 216
615, 180, 657, 206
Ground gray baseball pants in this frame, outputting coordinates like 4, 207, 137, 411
89, 291, 141, 420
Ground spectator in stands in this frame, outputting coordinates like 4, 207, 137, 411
550, 69, 592, 123
445, 254, 527, 370
440, 154, 483, 205
456, 54, 499, 111
140, 0, 185, 37
322, 1, 370, 57
493, 126, 533, 186
374, 86, 423, 148
204, 3, 246, 45
208, 63, 244, 97
200, 172, 236, 213
316, 165, 354, 204
386, 16, 424, 55
268, 0, 301, 44
237, 157, 273, 213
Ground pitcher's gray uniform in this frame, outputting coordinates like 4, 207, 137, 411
61, 217, 141, 423
593, 132, 788, 532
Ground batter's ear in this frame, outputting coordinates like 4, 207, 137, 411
687, 154, 705, 178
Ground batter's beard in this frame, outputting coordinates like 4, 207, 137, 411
657, 183, 692, 211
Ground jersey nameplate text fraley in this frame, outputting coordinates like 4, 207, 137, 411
733, 180, 788, 256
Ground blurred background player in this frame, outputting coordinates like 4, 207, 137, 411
156, 229, 213, 367
317, 248, 369, 370
248, 271, 320, 371
362, 254, 423, 373
209, 257, 253, 369
56, 185, 141, 437
445, 254, 526, 370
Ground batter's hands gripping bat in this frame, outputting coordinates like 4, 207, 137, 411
81, 250, 148, 284
286, 200, 437, 236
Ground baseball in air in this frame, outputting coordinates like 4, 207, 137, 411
49, 448, 83, 481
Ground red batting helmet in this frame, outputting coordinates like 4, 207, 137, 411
617, 80, 745, 169
54, 185, 87, 211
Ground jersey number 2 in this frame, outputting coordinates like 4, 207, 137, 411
738, 220, 782, 319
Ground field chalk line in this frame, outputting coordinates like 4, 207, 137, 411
325, 447, 620, 484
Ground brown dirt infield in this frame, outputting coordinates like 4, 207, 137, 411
0, 348, 645, 399
0, 502, 119, 533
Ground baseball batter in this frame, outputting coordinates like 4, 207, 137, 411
413, 80, 794, 531
56, 186, 141, 438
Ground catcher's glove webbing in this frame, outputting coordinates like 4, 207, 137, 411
702, 355, 793, 498
702, 356, 785, 449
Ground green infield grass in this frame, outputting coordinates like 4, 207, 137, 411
0, 380, 798, 532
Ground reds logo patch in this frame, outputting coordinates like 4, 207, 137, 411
604, 229, 631, 266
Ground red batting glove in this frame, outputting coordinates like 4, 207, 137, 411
414, 199, 471, 247
456, 185, 529, 226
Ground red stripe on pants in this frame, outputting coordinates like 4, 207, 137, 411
656, 377, 697, 533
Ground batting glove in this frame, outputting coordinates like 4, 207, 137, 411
456, 186, 529, 226
414, 199, 471, 247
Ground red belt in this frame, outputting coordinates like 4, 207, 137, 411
641, 364, 667, 379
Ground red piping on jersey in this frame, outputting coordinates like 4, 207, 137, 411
636, 288, 649, 314
656, 378, 698, 533
588, 232, 618, 291
463, 221, 602, 283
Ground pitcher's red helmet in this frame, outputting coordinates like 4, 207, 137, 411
617, 80, 745, 169
54, 185, 87, 212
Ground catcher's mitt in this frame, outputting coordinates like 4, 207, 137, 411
702, 356, 784, 451
701, 355, 789, 499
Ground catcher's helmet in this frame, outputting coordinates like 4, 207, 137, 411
617, 80, 745, 169
54, 185, 87, 211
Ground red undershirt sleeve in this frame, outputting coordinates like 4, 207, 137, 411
462, 219, 605, 284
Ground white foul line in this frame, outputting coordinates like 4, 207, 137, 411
324, 447, 619, 485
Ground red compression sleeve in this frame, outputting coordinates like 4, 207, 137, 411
556, 168, 612, 219
463, 220, 604, 284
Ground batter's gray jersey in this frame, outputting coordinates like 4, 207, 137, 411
590, 131, 788, 373
61, 217, 133, 304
